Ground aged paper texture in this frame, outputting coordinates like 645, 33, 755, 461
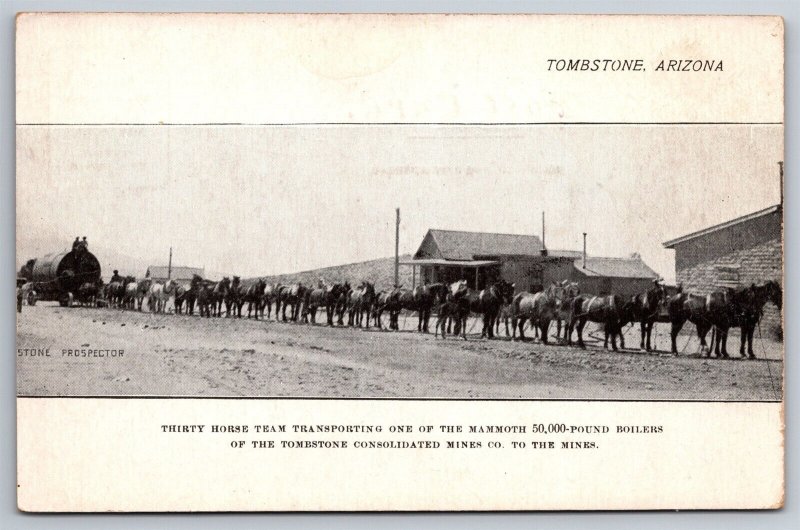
16, 13, 784, 511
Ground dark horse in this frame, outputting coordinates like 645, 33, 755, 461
210, 277, 231, 317
373, 288, 402, 330
411, 283, 449, 333
621, 281, 668, 352
569, 294, 626, 351
245, 279, 266, 319
304, 283, 347, 325
77, 280, 102, 307
450, 279, 515, 339
334, 282, 352, 325
225, 276, 246, 318
173, 282, 188, 315
707, 281, 782, 358
667, 290, 714, 355
192, 275, 219, 318
277, 283, 307, 322
348, 282, 376, 328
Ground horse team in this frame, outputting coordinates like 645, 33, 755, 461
85, 271, 782, 360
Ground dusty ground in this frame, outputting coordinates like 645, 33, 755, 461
16, 303, 783, 400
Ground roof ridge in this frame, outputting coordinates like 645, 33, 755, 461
579, 256, 642, 262
429, 228, 542, 238
663, 204, 781, 248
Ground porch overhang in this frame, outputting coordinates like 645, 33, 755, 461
399, 259, 499, 268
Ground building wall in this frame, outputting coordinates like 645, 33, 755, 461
496, 256, 575, 294
414, 233, 442, 260
571, 275, 655, 298
672, 211, 781, 270
674, 237, 783, 336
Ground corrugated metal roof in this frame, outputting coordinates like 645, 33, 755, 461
146, 265, 204, 280
663, 204, 781, 248
573, 257, 659, 279
427, 229, 543, 260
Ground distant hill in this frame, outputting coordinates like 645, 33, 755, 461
254, 254, 414, 289
16, 234, 232, 282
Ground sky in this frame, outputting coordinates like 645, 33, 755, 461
16, 124, 782, 283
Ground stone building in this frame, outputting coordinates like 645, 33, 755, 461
663, 204, 783, 334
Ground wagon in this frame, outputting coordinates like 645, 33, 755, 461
29, 248, 102, 307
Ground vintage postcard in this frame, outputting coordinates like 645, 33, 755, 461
15, 14, 783, 511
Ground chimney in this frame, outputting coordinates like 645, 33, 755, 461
540, 211, 548, 256
582, 232, 587, 269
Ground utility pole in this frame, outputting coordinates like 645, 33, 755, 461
582, 233, 587, 269
394, 208, 400, 287
779, 161, 784, 205
541, 211, 547, 255
168, 247, 173, 280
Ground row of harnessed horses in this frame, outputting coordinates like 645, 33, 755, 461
89, 274, 782, 359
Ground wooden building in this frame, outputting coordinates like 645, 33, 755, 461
145, 265, 205, 285
402, 229, 659, 296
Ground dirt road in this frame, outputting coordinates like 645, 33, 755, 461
16, 303, 783, 400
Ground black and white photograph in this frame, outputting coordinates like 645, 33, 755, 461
16, 124, 783, 401
13, 13, 787, 512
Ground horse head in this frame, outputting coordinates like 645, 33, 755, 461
759, 280, 782, 311
494, 279, 515, 303
429, 283, 449, 304
644, 281, 666, 310
450, 280, 468, 298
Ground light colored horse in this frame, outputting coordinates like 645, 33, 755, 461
148, 280, 177, 313
511, 285, 563, 343
124, 281, 139, 310
136, 278, 152, 311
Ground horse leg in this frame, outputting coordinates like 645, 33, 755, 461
640, 321, 646, 350
576, 319, 587, 349
540, 320, 550, 345
739, 326, 747, 357
610, 325, 619, 352
720, 326, 730, 358
670, 319, 683, 354
747, 325, 756, 359
517, 317, 526, 341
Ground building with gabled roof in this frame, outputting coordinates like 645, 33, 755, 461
402, 228, 660, 296
663, 203, 782, 335
145, 265, 204, 284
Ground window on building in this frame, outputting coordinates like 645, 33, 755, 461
714, 264, 741, 288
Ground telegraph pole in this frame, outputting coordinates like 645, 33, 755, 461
168, 247, 173, 280
541, 211, 547, 254
394, 208, 400, 287
582, 233, 587, 269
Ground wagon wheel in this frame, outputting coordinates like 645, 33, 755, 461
59, 291, 74, 308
